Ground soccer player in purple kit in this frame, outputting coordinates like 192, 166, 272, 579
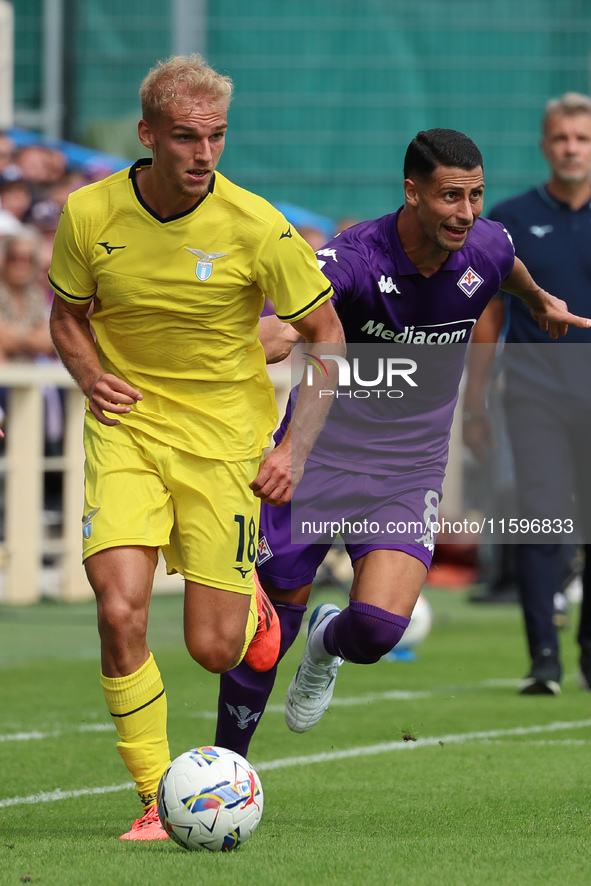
216, 129, 591, 750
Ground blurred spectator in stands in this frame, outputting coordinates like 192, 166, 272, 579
0, 208, 23, 240
45, 170, 87, 208
335, 216, 360, 233
0, 179, 34, 224
0, 228, 63, 470
0, 229, 55, 362
13, 145, 65, 187
43, 148, 68, 185
0, 132, 16, 179
297, 224, 328, 252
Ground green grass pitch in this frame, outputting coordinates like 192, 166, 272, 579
1, 586, 590, 886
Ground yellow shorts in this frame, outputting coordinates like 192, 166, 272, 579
82, 418, 262, 595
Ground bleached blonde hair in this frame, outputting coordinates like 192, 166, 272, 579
140, 54, 233, 121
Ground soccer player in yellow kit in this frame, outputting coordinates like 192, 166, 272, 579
48, 55, 343, 840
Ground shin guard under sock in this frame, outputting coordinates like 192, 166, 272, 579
101, 653, 170, 809
215, 600, 306, 757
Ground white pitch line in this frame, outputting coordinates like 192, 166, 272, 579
0, 723, 114, 743
194, 681, 517, 719
197, 689, 433, 719
0, 782, 134, 808
478, 739, 589, 747
2, 718, 591, 810
255, 718, 591, 771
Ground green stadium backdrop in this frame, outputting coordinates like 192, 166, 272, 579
13, 0, 591, 223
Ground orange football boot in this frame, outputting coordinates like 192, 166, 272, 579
243, 572, 281, 672
119, 804, 168, 841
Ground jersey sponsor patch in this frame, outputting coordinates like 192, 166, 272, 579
457, 267, 484, 297
257, 535, 273, 565
360, 317, 476, 344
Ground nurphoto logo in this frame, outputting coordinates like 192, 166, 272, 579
304, 353, 418, 399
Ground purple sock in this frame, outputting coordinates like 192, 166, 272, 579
323, 599, 410, 664
214, 599, 306, 757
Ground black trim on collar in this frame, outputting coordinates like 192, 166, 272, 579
129, 159, 215, 222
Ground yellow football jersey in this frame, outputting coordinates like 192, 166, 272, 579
49, 161, 333, 459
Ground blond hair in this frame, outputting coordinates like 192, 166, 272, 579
542, 91, 591, 133
140, 54, 233, 121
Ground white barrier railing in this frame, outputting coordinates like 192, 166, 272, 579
0, 362, 90, 603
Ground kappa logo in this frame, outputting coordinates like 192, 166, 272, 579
97, 242, 126, 255
529, 225, 554, 238
82, 507, 100, 539
257, 535, 273, 565
414, 529, 435, 552
225, 704, 262, 730
185, 248, 228, 281
378, 275, 400, 295
457, 267, 484, 298
316, 248, 338, 272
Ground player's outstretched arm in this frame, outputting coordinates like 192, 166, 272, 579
251, 300, 345, 506
502, 257, 591, 339
50, 296, 142, 427
463, 299, 505, 464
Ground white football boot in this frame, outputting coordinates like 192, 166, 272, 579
285, 603, 344, 733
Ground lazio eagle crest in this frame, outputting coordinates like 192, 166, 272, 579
185, 248, 228, 281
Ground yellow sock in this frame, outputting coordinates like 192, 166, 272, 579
101, 653, 171, 810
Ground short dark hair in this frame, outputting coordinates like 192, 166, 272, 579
404, 129, 483, 180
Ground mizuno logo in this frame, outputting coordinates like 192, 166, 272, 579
279, 225, 293, 239
233, 566, 252, 579
97, 242, 126, 254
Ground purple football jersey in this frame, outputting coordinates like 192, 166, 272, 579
289, 207, 515, 475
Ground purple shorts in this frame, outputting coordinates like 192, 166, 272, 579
257, 460, 443, 590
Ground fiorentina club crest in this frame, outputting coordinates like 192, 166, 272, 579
185, 248, 228, 281
257, 535, 273, 565
457, 267, 484, 297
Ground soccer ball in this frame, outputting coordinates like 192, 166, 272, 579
157, 746, 264, 851
398, 594, 433, 650
383, 594, 433, 661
